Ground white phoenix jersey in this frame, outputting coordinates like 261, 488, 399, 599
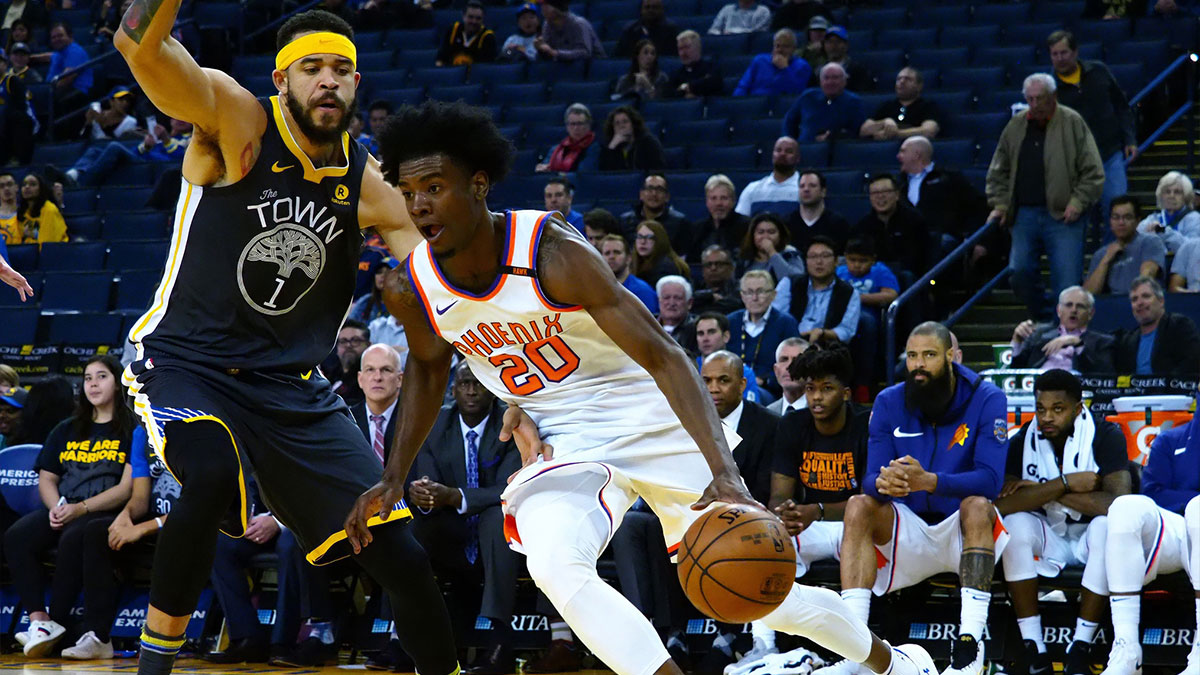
406, 210, 681, 450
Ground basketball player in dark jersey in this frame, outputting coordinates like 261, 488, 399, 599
112, 6, 541, 675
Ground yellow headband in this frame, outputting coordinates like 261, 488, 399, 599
275, 32, 357, 72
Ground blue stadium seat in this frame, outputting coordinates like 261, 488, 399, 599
7, 244, 38, 272
108, 161, 156, 186
361, 70, 411, 96
665, 173, 711, 201
375, 87, 425, 107
496, 124, 524, 144
852, 50, 905, 82
575, 172, 643, 203
232, 54, 274, 74
973, 46, 1039, 70
1108, 63, 1145, 94
427, 83, 485, 104
47, 311, 124, 345
954, 112, 1012, 145
876, 28, 938, 52
61, 188, 97, 215
1070, 20, 1131, 48
672, 198, 705, 222
1108, 41, 1171, 73
925, 89, 973, 116
41, 272, 113, 312
99, 187, 155, 214
504, 103, 569, 127
356, 31, 387, 51
933, 139, 976, 167
977, 90, 1025, 114
798, 142, 832, 168
468, 62, 527, 85
524, 125, 570, 153
488, 83, 546, 108
718, 54, 757, 80
665, 119, 731, 146
587, 1, 633, 23
391, 29, 438, 49
585, 101, 625, 126
938, 25, 1000, 50
689, 144, 758, 171
705, 35, 752, 59
697, 0, 727, 15
528, 61, 588, 83
1003, 22, 1067, 49
1030, 1, 1085, 24
116, 269, 164, 311
706, 96, 770, 121
193, 2, 242, 30
107, 240, 170, 272
844, 28, 876, 50
28, 84, 51, 116
396, 49, 440, 68
505, 149, 542, 177
1077, 43, 1104, 62
922, 5, 972, 27
411, 66, 466, 88
856, 92, 896, 118
673, 15, 712, 37
849, 8, 908, 31
0, 272, 38, 307
68, 213, 102, 241
825, 194, 870, 224
432, 8, 460, 34
731, 118, 782, 148
642, 99, 704, 123
491, 174, 546, 206
102, 211, 171, 242
823, 170, 869, 194
747, 32, 774, 56
548, 80, 612, 104
832, 142, 899, 170
237, 73, 276, 97
662, 147, 687, 170
0, 444, 43, 515
38, 242, 106, 272
32, 141, 86, 167
972, 3, 1031, 25
587, 59, 631, 84
940, 66, 1005, 93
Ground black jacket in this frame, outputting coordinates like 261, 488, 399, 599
621, 202, 691, 253
688, 211, 751, 260
1113, 313, 1200, 376
851, 204, 930, 275
412, 399, 521, 516
1054, 60, 1136, 158
1010, 325, 1116, 373
898, 165, 990, 240
732, 400, 781, 503
614, 17, 680, 58
599, 132, 665, 172
666, 58, 724, 98
787, 207, 851, 254
436, 22, 498, 65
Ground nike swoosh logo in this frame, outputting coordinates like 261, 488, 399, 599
435, 301, 458, 315
1176, 447, 1187, 455
893, 428, 923, 438
271, 161, 295, 173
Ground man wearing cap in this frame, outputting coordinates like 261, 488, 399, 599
667, 30, 722, 98
819, 25, 871, 92
6, 43, 41, 83
0, 48, 35, 166
501, 3, 541, 62
0, 386, 27, 450
82, 86, 140, 141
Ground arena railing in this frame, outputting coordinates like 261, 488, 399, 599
1127, 51, 1198, 175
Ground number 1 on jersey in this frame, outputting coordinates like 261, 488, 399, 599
488, 335, 581, 396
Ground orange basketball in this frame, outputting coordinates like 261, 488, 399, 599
676, 503, 796, 623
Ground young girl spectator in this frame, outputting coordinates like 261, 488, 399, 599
4, 355, 134, 657
736, 212, 804, 280
1137, 170, 1200, 253
18, 173, 67, 245
349, 259, 392, 324
599, 106, 665, 172
613, 39, 668, 101
633, 220, 688, 287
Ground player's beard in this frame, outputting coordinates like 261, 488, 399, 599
286, 90, 358, 146
905, 360, 954, 421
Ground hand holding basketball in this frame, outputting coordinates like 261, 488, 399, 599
690, 470, 761, 511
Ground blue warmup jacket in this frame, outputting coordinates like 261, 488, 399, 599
866, 362, 1009, 519
1143, 415, 1200, 515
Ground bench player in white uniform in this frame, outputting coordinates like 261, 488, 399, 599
343, 100, 937, 675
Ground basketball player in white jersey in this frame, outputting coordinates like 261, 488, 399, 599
344, 100, 936, 675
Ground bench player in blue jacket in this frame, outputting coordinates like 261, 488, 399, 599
816, 322, 1009, 675
1094, 408, 1200, 675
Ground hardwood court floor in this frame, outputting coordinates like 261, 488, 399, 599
0, 656, 609, 675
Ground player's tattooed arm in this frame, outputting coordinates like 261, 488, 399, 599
379, 267, 421, 312
119, 0, 170, 44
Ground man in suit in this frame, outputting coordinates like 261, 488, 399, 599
350, 344, 403, 464
1010, 285, 1115, 373
408, 361, 523, 675
767, 337, 810, 415
1113, 276, 1200, 376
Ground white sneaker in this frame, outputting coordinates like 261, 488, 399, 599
22, 619, 66, 657
14, 630, 29, 646
1176, 639, 1198, 675
812, 656, 872, 675
61, 631, 114, 660
941, 635, 985, 675
727, 637, 780, 672
893, 644, 937, 675
727, 648, 824, 675
1099, 637, 1143, 675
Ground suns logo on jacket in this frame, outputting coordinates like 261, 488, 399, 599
949, 423, 970, 449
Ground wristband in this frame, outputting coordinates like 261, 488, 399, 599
81, 500, 90, 513
1060, 474, 1070, 491
155, 517, 164, 529
817, 503, 825, 521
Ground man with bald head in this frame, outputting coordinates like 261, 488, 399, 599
783, 61, 866, 142
350, 344, 404, 465
860, 67, 942, 141
736, 136, 802, 217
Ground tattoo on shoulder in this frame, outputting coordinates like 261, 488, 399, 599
121, 0, 169, 44
381, 268, 421, 311
535, 222, 563, 272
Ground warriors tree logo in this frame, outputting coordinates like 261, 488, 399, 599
237, 223, 327, 315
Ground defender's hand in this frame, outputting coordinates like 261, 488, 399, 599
345, 479, 406, 554
691, 471, 762, 511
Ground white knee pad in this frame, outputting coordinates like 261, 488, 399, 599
1107, 494, 1162, 594
1186, 496, 1200, 591
1107, 494, 1160, 535
1001, 512, 1043, 582
1081, 516, 1109, 595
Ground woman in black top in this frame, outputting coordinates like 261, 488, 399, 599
613, 39, 669, 101
598, 105, 665, 172
4, 355, 133, 658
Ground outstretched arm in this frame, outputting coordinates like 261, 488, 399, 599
536, 218, 755, 509
360, 156, 424, 256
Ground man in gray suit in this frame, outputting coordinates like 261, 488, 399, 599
408, 361, 523, 675
1010, 285, 1115, 373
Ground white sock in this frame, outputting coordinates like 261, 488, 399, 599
307, 621, 334, 645
713, 632, 735, 657
1017, 616, 1046, 653
840, 588, 872, 627
550, 620, 573, 643
750, 620, 776, 649
1073, 618, 1099, 645
1110, 595, 1141, 645
959, 588, 991, 641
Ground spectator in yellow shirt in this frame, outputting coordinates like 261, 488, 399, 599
18, 173, 67, 245
0, 172, 19, 247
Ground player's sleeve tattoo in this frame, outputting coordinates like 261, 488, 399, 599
120, 0, 170, 43
381, 268, 421, 311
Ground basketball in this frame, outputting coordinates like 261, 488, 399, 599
676, 503, 796, 623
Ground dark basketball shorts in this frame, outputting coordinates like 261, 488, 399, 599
123, 356, 410, 565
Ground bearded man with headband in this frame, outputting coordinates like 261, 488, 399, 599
107, 6, 544, 675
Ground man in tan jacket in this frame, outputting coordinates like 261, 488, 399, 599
985, 73, 1105, 320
